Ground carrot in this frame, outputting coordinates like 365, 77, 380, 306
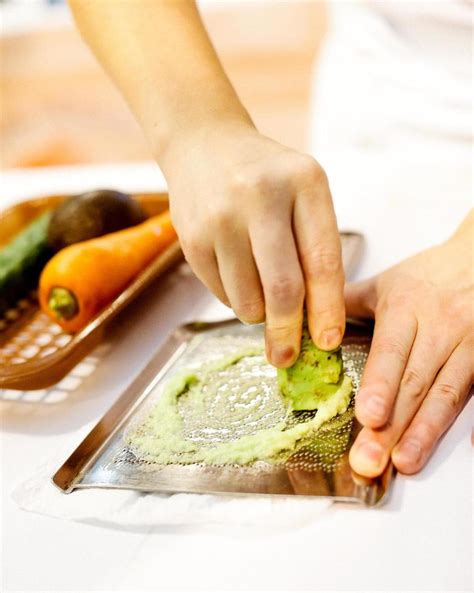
39, 210, 177, 333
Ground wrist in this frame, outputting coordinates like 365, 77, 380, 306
154, 115, 257, 181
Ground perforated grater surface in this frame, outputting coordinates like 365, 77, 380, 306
53, 319, 394, 505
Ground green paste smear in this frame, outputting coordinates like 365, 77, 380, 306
127, 331, 353, 466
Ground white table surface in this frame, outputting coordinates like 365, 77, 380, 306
1, 163, 472, 592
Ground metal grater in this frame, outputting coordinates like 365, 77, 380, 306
52, 319, 394, 505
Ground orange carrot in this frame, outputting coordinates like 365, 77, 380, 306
39, 210, 177, 333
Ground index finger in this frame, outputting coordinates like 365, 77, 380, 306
355, 306, 417, 428
250, 216, 305, 369
293, 168, 345, 350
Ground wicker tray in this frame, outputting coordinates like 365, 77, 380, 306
0, 193, 183, 391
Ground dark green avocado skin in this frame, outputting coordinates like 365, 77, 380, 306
47, 189, 147, 252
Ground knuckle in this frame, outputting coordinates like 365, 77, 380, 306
230, 169, 269, 194
311, 304, 344, 326
383, 290, 410, 311
359, 380, 390, 400
295, 156, 328, 187
448, 293, 473, 329
181, 234, 207, 260
447, 293, 465, 317
229, 171, 251, 193
401, 367, 426, 399
235, 298, 265, 324
421, 333, 439, 353
393, 454, 422, 475
302, 243, 342, 278
374, 337, 407, 362
415, 422, 439, 445
265, 321, 300, 341
267, 275, 304, 305
433, 382, 463, 410
213, 206, 235, 232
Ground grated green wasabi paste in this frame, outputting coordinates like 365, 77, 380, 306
126, 347, 353, 466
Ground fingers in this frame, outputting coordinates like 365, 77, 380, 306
181, 239, 230, 306
350, 327, 457, 478
355, 306, 417, 428
250, 214, 305, 368
392, 340, 473, 474
293, 168, 345, 350
344, 279, 377, 319
215, 229, 265, 324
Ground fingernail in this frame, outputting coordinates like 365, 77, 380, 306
270, 346, 295, 368
365, 395, 387, 422
396, 439, 422, 464
354, 440, 383, 466
319, 327, 342, 350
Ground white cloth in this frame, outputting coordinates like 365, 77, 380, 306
13, 454, 331, 531
310, 0, 473, 270
313, 0, 472, 146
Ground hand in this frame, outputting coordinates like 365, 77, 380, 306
69, 0, 345, 364
346, 211, 473, 476
163, 123, 345, 367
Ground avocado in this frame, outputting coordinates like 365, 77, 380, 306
47, 189, 146, 252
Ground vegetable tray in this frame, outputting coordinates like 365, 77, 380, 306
0, 193, 183, 391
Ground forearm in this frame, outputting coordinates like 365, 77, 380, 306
69, 0, 254, 170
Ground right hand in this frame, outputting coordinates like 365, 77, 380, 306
162, 123, 345, 367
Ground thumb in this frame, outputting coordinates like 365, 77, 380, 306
344, 278, 377, 319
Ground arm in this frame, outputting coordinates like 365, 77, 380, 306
70, 0, 252, 166
346, 209, 473, 476
69, 0, 346, 365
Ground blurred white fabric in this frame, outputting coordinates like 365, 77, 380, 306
13, 458, 331, 532
310, 0, 472, 279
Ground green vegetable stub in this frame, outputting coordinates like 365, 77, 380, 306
277, 324, 352, 411
47, 287, 79, 320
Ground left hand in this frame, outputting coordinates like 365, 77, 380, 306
346, 211, 473, 477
